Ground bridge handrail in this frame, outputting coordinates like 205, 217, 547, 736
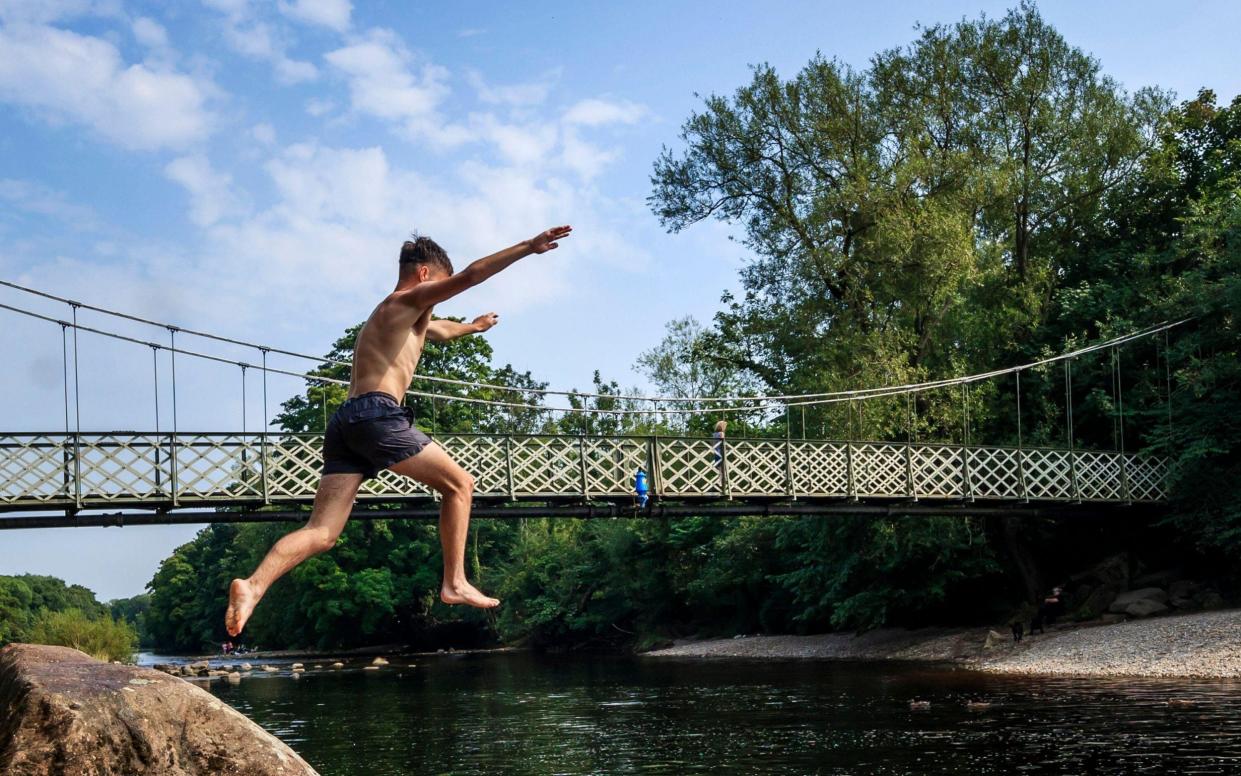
0, 430, 1163, 457
0, 430, 1168, 512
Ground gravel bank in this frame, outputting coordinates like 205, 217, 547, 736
976, 609, 1241, 678
644, 609, 1241, 678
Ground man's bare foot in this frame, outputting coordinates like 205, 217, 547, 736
440, 580, 500, 609
225, 578, 260, 637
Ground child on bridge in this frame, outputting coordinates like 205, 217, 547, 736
225, 225, 573, 637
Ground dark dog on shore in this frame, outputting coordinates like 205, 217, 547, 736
1011, 621, 1024, 643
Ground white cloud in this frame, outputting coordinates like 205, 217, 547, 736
324, 28, 475, 147
251, 122, 277, 145
560, 128, 619, 180
563, 97, 646, 127
202, 0, 318, 84
457, 28, 485, 38
278, 0, 351, 32
475, 115, 558, 166
0, 24, 213, 150
165, 155, 244, 227
326, 29, 447, 121
0, 178, 99, 226
305, 96, 335, 116
131, 16, 168, 49
0, 0, 120, 24
467, 69, 559, 107
201, 0, 248, 15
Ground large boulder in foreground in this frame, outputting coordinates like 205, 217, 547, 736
0, 643, 318, 776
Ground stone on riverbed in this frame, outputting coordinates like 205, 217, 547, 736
0, 643, 318, 775
241, 662, 253, 671
371, 657, 389, 666
1109, 588, 1169, 617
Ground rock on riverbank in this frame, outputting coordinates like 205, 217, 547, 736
644, 609, 1241, 679
0, 643, 319, 776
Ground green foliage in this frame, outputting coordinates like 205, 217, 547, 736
1041, 90, 1241, 563
108, 594, 151, 647
26, 608, 138, 663
773, 516, 1002, 631
0, 574, 110, 646
0, 576, 137, 662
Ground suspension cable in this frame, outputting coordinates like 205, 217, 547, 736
0, 297, 1190, 418
0, 278, 1192, 406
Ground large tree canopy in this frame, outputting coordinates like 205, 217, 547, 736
650, 3, 1169, 430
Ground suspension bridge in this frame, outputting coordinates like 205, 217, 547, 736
0, 280, 1179, 529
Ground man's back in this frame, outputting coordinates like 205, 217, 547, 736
348, 294, 433, 402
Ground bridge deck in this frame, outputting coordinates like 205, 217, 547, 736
0, 432, 1166, 513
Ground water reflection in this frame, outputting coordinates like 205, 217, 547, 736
207, 654, 1241, 775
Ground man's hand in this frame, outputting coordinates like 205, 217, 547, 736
529, 225, 572, 254
472, 312, 499, 332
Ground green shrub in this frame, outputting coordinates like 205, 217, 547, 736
26, 608, 138, 663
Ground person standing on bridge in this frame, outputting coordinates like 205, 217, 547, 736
226, 226, 573, 637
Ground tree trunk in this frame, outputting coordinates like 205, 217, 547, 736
991, 514, 1043, 603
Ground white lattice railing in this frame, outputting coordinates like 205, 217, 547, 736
0, 432, 1168, 510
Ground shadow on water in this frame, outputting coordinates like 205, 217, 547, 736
207, 652, 1241, 775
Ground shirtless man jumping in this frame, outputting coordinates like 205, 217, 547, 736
225, 225, 573, 637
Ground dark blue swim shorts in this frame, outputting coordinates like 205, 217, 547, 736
322, 391, 433, 479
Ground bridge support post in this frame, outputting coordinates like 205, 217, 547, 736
504, 436, 515, 500
845, 443, 857, 500
647, 436, 663, 498
960, 445, 974, 502
578, 435, 589, 498
1017, 449, 1028, 503
784, 436, 795, 499
259, 348, 271, 505
72, 433, 82, 510
904, 443, 915, 500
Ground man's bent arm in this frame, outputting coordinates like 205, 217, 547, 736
426, 314, 497, 343
398, 226, 571, 311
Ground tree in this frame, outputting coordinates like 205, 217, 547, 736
635, 316, 758, 433
649, 3, 1167, 415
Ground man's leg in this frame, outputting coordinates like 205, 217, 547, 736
225, 472, 364, 636
387, 443, 499, 608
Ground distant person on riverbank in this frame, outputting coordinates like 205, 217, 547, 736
1029, 586, 1064, 636
225, 226, 574, 638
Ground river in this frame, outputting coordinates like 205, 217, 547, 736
175, 652, 1241, 774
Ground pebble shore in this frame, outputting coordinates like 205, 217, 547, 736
644, 609, 1241, 678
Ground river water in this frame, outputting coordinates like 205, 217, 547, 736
192, 652, 1241, 775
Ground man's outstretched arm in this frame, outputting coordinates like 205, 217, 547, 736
398, 225, 572, 311
426, 313, 499, 343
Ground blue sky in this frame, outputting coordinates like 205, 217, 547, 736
2, 0, 1239, 602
